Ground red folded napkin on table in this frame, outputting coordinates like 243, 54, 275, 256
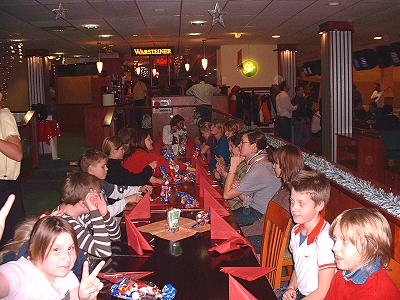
229, 275, 257, 300
204, 189, 230, 217
208, 208, 256, 257
126, 219, 154, 256
186, 139, 195, 160
125, 192, 151, 220
98, 271, 154, 283
196, 162, 208, 182
199, 172, 213, 198
221, 267, 275, 281
202, 177, 223, 199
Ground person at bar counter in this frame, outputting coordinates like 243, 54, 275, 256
325, 208, 400, 299
0, 92, 25, 247
186, 75, 220, 124
276, 81, 298, 142
131, 75, 148, 127
276, 170, 335, 300
291, 86, 312, 147
223, 130, 281, 227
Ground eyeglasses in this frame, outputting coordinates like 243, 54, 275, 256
240, 141, 250, 144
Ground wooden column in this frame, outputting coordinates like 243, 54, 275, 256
277, 44, 297, 98
320, 22, 353, 162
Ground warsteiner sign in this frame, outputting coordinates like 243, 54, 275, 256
132, 47, 174, 56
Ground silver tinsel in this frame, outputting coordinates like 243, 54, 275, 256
265, 134, 400, 218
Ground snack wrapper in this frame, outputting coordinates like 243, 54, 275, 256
167, 208, 181, 232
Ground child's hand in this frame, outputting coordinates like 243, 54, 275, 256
283, 288, 296, 300
140, 185, 153, 194
229, 156, 243, 170
95, 193, 109, 216
150, 176, 163, 185
0, 194, 15, 240
148, 161, 157, 170
79, 260, 105, 300
125, 193, 143, 204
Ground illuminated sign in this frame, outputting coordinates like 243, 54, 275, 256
241, 59, 258, 77
132, 47, 174, 56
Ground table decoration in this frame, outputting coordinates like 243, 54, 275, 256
204, 189, 230, 217
126, 218, 154, 255
111, 278, 176, 300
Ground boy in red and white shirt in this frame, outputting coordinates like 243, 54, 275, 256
276, 170, 336, 300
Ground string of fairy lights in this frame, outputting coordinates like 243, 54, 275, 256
0, 40, 24, 101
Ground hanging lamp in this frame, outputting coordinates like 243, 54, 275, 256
201, 40, 208, 70
185, 62, 190, 72
96, 43, 103, 73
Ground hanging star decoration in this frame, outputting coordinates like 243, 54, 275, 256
208, 2, 225, 27
52, 3, 68, 19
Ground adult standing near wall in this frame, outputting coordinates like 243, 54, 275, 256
132, 75, 147, 128
276, 81, 297, 142
186, 75, 220, 124
0, 92, 25, 246
370, 83, 385, 109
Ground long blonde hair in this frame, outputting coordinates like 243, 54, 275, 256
0, 217, 37, 262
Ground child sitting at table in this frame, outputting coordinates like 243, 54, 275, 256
199, 122, 216, 163
276, 170, 335, 300
122, 130, 192, 183
0, 215, 104, 299
325, 208, 400, 299
56, 172, 121, 258
162, 114, 187, 154
102, 135, 156, 186
80, 148, 150, 216
209, 120, 230, 170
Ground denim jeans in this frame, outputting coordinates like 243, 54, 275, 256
233, 206, 263, 227
246, 234, 262, 254
275, 287, 305, 300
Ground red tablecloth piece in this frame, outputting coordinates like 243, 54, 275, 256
37, 120, 61, 144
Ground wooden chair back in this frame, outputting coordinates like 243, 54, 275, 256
387, 258, 400, 289
260, 201, 292, 289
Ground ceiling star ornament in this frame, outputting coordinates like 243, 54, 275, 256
52, 3, 68, 20
208, 2, 225, 28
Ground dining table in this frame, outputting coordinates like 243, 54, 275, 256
97, 161, 278, 300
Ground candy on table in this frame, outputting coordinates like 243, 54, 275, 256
110, 278, 176, 300
180, 194, 199, 208
160, 180, 172, 203
192, 210, 210, 227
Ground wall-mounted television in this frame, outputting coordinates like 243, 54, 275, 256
375, 46, 393, 68
302, 60, 321, 76
352, 49, 378, 71
390, 42, 400, 66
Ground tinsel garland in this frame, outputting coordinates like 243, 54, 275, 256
265, 135, 400, 218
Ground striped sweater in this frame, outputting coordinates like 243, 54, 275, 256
60, 209, 120, 258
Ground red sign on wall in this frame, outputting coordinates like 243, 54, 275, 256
154, 57, 173, 66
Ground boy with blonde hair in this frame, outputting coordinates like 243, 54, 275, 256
80, 149, 152, 217
325, 208, 400, 299
277, 170, 336, 300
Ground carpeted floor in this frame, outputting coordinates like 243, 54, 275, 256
22, 132, 85, 216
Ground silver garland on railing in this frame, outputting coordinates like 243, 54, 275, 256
265, 135, 400, 218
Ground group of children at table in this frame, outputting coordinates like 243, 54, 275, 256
196, 119, 399, 299
0, 113, 398, 299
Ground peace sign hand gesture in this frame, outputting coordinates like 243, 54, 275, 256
0, 194, 15, 240
79, 260, 105, 300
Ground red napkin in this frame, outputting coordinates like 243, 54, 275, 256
202, 178, 223, 198
98, 271, 153, 283
208, 208, 256, 257
126, 219, 154, 255
125, 192, 151, 220
186, 140, 195, 160
199, 173, 213, 198
204, 189, 230, 217
229, 275, 257, 300
196, 162, 208, 183
221, 267, 275, 281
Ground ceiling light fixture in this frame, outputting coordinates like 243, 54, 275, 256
96, 43, 103, 73
82, 24, 99, 30
188, 33, 202, 36
99, 34, 112, 38
53, 52, 64, 55
234, 33, 242, 39
373, 36, 383, 40
135, 66, 141, 75
190, 20, 207, 25
185, 63, 190, 72
318, 31, 324, 35
201, 39, 208, 70
272, 35, 281, 38
132, 34, 138, 37
328, 2, 341, 6
152, 68, 157, 77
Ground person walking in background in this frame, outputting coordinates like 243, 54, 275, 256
276, 81, 297, 142
132, 75, 147, 128
291, 86, 311, 147
0, 92, 25, 247
186, 75, 220, 124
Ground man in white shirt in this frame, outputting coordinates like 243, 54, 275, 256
0, 92, 25, 246
276, 81, 297, 141
186, 76, 220, 123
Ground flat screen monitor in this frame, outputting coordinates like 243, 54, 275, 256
352, 49, 378, 70
376, 46, 392, 68
390, 42, 400, 66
